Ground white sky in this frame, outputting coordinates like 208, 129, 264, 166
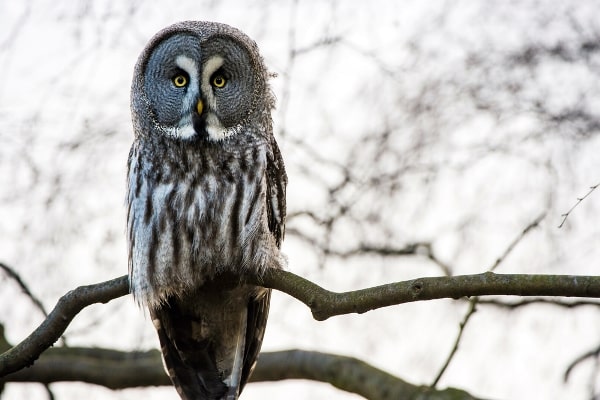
1, 1, 600, 399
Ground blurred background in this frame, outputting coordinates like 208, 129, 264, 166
1, 0, 600, 399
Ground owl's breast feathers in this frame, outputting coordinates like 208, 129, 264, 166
127, 135, 282, 306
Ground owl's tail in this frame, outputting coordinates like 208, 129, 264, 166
151, 299, 242, 400
222, 310, 247, 400
149, 283, 269, 400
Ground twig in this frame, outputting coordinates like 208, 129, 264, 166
478, 298, 600, 309
43, 384, 55, 400
564, 344, 600, 382
558, 183, 599, 228
489, 212, 546, 272
327, 242, 453, 276
426, 249, 454, 277
431, 212, 545, 387
327, 243, 428, 258
281, 236, 453, 276
0, 261, 48, 317
431, 298, 478, 387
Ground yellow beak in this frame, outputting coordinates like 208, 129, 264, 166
196, 100, 204, 115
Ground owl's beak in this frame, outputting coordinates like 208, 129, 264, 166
191, 99, 207, 138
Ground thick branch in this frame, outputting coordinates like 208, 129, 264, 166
251, 269, 600, 320
253, 349, 483, 400
0, 275, 128, 377
2, 270, 600, 379
1, 344, 483, 400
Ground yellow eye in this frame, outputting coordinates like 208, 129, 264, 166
212, 74, 227, 88
173, 74, 188, 87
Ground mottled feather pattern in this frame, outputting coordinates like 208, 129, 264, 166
127, 133, 281, 307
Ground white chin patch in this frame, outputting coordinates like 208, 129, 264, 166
175, 124, 197, 139
164, 123, 196, 139
206, 113, 241, 141
163, 119, 240, 141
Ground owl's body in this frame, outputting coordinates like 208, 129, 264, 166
127, 21, 286, 400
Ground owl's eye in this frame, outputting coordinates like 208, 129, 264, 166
172, 74, 188, 88
212, 74, 227, 88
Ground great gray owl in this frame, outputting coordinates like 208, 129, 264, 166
126, 21, 287, 400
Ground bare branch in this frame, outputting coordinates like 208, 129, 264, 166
325, 243, 452, 276
1, 346, 169, 389
564, 344, 600, 382
0, 275, 128, 377
42, 384, 55, 400
431, 299, 478, 387
558, 183, 599, 228
431, 212, 546, 386
0, 344, 483, 400
0, 261, 48, 317
489, 212, 546, 272
3, 269, 600, 380
478, 298, 600, 310
255, 269, 600, 321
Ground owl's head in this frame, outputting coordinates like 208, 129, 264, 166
131, 21, 274, 142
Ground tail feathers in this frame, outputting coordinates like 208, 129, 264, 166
150, 289, 268, 400
223, 309, 247, 400
152, 307, 228, 400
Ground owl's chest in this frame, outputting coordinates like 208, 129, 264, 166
128, 141, 269, 271
168, 162, 265, 235
167, 144, 267, 228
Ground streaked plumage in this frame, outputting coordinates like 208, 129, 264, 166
126, 21, 286, 400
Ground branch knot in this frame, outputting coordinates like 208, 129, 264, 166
410, 280, 424, 297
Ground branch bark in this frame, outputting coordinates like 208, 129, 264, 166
252, 269, 600, 320
2, 269, 600, 385
0, 343, 483, 400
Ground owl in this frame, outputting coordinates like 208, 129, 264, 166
126, 21, 287, 400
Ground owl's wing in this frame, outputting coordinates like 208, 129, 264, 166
238, 138, 287, 390
238, 289, 270, 391
266, 137, 288, 247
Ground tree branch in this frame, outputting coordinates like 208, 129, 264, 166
0, 342, 484, 400
252, 269, 600, 321
0, 275, 128, 377
2, 269, 600, 381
